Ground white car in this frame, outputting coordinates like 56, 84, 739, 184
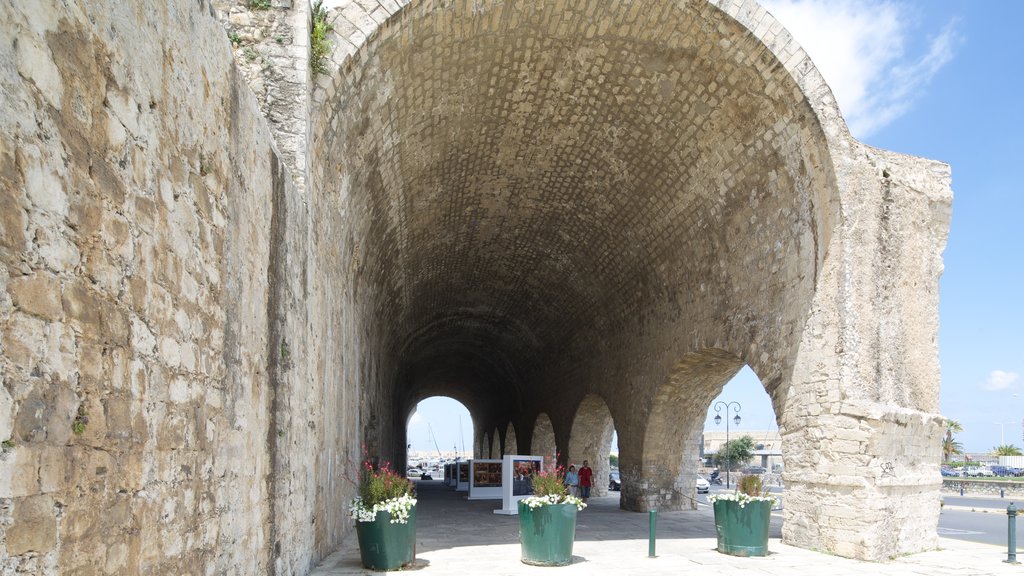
696, 476, 710, 494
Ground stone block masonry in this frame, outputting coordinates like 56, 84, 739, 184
0, 1, 342, 574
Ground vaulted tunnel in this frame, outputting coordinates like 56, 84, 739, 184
308, 0, 949, 561
315, 0, 834, 460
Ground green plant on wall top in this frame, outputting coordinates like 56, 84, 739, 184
311, 0, 333, 76
248, 0, 272, 9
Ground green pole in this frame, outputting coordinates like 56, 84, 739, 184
648, 509, 657, 557
1007, 502, 1019, 564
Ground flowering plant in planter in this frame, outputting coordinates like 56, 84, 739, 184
348, 457, 417, 524
521, 457, 587, 511
708, 473, 777, 508
710, 473, 776, 557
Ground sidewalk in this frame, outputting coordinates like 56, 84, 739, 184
312, 481, 1022, 575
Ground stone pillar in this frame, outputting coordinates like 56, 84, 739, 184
780, 147, 951, 560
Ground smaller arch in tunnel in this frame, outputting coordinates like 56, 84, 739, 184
624, 349, 747, 512
568, 395, 617, 498
530, 413, 557, 460
503, 422, 519, 456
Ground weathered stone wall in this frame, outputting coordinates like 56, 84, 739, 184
0, 0, 338, 573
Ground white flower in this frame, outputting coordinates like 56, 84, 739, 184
708, 492, 777, 508
349, 494, 418, 524
521, 494, 588, 511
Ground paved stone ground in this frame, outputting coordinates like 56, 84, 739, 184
311, 481, 1021, 575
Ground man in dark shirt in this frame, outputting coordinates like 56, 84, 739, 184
578, 460, 593, 504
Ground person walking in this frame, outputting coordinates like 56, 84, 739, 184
578, 460, 593, 504
565, 465, 579, 497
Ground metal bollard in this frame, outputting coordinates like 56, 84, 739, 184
960, 485, 964, 497
1007, 502, 1020, 564
648, 509, 657, 557
1002, 488, 1006, 499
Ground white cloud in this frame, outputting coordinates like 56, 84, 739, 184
983, 370, 1020, 392
762, 0, 958, 138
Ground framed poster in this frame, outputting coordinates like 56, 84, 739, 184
469, 459, 503, 500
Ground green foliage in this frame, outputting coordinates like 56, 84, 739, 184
738, 474, 765, 497
609, 454, 618, 467
248, 0, 271, 9
72, 405, 89, 436
1, 439, 14, 449
310, 0, 333, 76
227, 30, 241, 45
358, 460, 414, 508
993, 444, 1023, 456
943, 419, 964, 462
714, 435, 754, 469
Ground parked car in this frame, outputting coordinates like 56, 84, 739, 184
609, 471, 621, 491
696, 476, 710, 494
407, 468, 422, 477
741, 466, 767, 475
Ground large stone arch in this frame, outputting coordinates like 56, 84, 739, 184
306, 0, 950, 561
568, 395, 616, 498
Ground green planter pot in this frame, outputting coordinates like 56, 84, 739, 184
712, 499, 772, 557
518, 501, 578, 566
355, 506, 416, 571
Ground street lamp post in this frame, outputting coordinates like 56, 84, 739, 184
714, 401, 742, 489
997, 422, 1016, 447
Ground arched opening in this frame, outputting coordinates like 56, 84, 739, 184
406, 396, 474, 465
530, 413, 557, 460
568, 395, 617, 498
701, 366, 783, 490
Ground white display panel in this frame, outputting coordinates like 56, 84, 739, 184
456, 461, 470, 491
493, 454, 544, 515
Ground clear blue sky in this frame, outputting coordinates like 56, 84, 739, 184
406, 1, 1023, 456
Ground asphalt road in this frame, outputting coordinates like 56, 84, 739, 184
943, 495, 1021, 510
939, 508, 1022, 548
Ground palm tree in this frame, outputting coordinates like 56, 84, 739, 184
992, 444, 1023, 456
943, 419, 964, 462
